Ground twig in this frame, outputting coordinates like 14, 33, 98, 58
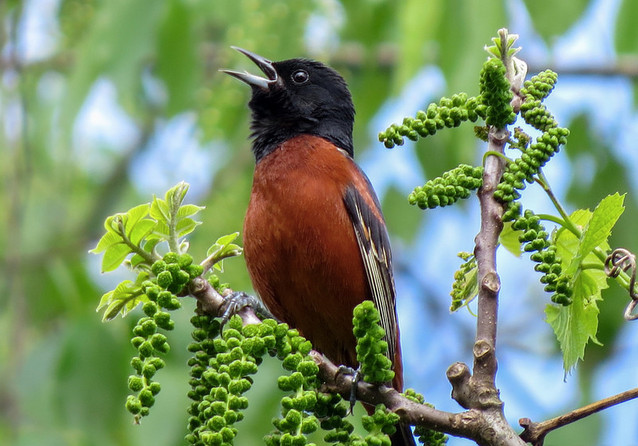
188, 278, 530, 445
519, 387, 638, 446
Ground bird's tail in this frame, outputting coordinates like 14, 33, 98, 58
390, 421, 417, 446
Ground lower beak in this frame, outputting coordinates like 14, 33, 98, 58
220, 47, 278, 91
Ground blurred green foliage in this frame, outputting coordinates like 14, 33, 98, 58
1, 0, 638, 445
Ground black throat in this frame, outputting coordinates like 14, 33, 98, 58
249, 113, 354, 163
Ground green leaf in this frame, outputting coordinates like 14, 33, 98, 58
546, 268, 606, 373
101, 243, 132, 273
499, 221, 522, 257
206, 232, 243, 271
175, 217, 201, 238
616, 0, 638, 54
155, 0, 199, 115
97, 277, 148, 321
129, 219, 157, 246
177, 203, 205, 219
523, 0, 589, 41
566, 194, 625, 276
90, 229, 123, 254
150, 196, 171, 225
548, 208, 610, 372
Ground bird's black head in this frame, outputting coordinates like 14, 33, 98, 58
222, 47, 355, 162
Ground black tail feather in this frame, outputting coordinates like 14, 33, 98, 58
390, 421, 417, 446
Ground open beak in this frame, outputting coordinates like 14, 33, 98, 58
220, 46, 278, 91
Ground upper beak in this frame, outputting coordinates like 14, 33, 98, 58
220, 46, 278, 91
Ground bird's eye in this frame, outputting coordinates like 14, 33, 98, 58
291, 70, 309, 84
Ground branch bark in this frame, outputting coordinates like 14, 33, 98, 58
519, 387, 638, 445
188, 277, 527, 445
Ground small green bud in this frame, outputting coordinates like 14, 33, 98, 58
138, 341, 154, 358
128, 375, 144, 392
151, 260, 167, 276
126, 395, 142, 415
139, 389, 155, 408
163, 252, 179, 264
148, 382, 161, 395
157, 271, 173, 288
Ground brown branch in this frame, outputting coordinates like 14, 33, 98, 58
188, 278, 530, 445
519, 387, 638, 446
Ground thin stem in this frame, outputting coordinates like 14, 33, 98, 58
535, 172, 580, 236
536, 213, 567, 228
520, 387, 638, 445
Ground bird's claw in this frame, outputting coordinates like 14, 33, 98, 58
336, 365, 362, 414
219, 291, 277, 327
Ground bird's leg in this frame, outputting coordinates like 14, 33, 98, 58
336, 364, 362, 414
219, 291, 278, 326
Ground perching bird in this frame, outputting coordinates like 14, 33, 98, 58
223, 47, 415, 446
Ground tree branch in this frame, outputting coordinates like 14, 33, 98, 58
519, 387, 638, 446
187, 278, 530, 445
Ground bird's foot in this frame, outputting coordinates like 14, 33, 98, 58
336, 365, 362, 414
219, 291, 277, 326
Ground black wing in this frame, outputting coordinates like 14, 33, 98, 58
343, 181, 397, 363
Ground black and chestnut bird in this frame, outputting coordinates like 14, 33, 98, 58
222, 47, 415, 446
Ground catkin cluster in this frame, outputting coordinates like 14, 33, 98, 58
479, 58, 516, 128
510, 210, 572, 305
126, 253, 203, 421
409, 164, 484, 210
266, 323, 320, 446
495, 70, 569, 206
186, 315, 261, 445
353, 301, 395, 384
403, 390, 448, 446
378, 93, 486, 148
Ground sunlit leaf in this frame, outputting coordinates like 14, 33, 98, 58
500, 221, 522, 257
101, 243, 132, 273
546, 268, 605, 373
129, 219, 157, 246
548, 208, 610, 372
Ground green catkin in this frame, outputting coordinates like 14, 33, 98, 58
186, 315, 259, 445
353, 301, 394, 384
408, 165, 484, 210
495, 70, 569, 206
510, 210, 573, 305
378, 93, 486, 148
479, 58, 516, 129
125, 253, 197, 422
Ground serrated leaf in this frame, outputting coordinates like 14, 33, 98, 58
499, 221, 522, 257
101, 243, 132, 273
549, 208, 610, 372
546, 269, 605, 373
576, 193, 624, 265
564, 195, 624, 276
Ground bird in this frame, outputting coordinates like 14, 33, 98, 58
222, 47, 415, 446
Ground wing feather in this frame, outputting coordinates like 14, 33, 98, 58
343, 184, 397, 363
